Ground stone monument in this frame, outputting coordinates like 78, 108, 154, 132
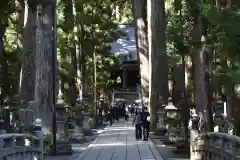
55, 107, 73, 154
69, 121, 84, 142
56, 107, 68, 139
19, 108, 35, 131
68, 111, 85, 142
82, 115, 91, 133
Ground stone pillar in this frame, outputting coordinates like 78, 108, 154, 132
56, 109, 67, 139
69, 111, 84, 142
19, 109, 34, 131
34, 118, 43, 160
123, 68, 126, 88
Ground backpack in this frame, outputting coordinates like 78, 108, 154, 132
135, 114, 141, 124
141, 112, 150, 122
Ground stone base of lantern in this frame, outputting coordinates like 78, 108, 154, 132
155, 112, 166, 135
155, 126, 166, 136
69, 132, 85, 143
56, 139, 73, 154
56, 132, 66, 139
69, 127, 85, 143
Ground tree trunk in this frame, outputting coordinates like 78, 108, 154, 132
132, 0, 149, 105
20, 3, 36, 105
92, 47, 97, 117
76, 0, 90, 100
172, 64, 183, 106
181, 55, 190, 142
34, 4, 56, 134
70, 45, 77, 105
75, 0, 88, 100
69, 0, 77, 106
205, 50, 214, 132
14, 0, 25, 97
0, 26, 8, 106
0, 26, 4, 106
147, 0, 169, 131
82, 55, 88, 98
191, 14, 208, 114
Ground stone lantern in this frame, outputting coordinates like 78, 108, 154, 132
165, 102, 181, 142
155, 98, 166, 135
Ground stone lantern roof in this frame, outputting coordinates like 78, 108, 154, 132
165, 102, 178, 111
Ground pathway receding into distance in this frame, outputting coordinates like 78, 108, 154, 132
76, 118, 163, 160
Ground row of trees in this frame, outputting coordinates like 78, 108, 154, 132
133, 0, 240, 136
2, 0, 240, 138
0, 0, 132, 133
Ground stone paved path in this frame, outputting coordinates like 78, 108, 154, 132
76, 119, 163, 160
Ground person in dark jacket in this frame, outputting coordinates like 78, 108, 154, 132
108, 107, 114, 125
115, 106, 120, 122
133, 108, 142, 140
98, 107, 103, 124
141, 107, 150, 141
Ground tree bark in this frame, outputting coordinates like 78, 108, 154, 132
34, 4, 57, 134
191, 14, 208, 114
147, 0, 169, 131
75, 0, 88, 100
132, 0, 149, 105
0, 26, 8, 106
13, 0, 25, 97
66, 0, 77, 106
205, 50, 214, 132
20, 3, 36, 105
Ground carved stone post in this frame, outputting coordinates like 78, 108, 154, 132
34, 118, 43, 160
19, 108, 34, 132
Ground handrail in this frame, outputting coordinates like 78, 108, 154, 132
197, 132, 240, 145
0, 133, 42, 159
193, 132, 240, 160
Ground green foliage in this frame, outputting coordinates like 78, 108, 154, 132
55, 103, 68, 108
44, 135, 53, 155
227, 63, 240, 85
69, 105, 86, 111
166, 0, 192, 56
0, 0, 132, 105
0, 7, 21, 103
166, 0, 240, 98
57, 0, 128, 103
7, 125, 18, 133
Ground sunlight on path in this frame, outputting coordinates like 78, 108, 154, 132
76, 119, 163, 160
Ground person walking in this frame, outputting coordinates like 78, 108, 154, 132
108, 107, 114, 125
131, 105, 135, 116
98, 107, 103, 125
132, 108, 142, 140
115, 106, 120, 122
142, 107, 150, 141
110, 106, 115, 124
125, 105, 129, 121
